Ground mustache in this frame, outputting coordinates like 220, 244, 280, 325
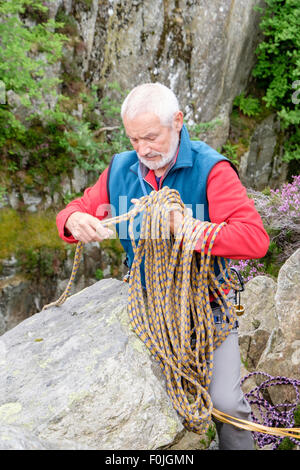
138, 152, 163, 159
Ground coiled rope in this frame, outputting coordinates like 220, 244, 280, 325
43, 187, 300, 442
241, 371, 300, 449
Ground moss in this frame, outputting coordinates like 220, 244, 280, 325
0, 209, 23, 260
0, 208, 67, 278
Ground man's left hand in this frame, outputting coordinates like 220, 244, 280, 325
169, 209, 184, 236
131, 198, 190, 236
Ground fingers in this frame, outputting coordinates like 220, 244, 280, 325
94, 220, 114, 241
67, 203, 192, 242
185, 207, 193, 217
169, 210, 184, 236
65, 212, 114, 243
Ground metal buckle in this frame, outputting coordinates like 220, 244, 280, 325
230, 267, 245, 316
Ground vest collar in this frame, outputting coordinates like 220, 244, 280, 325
129, 124, 193, 177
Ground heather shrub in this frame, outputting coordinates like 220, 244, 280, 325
268, 175, 300, 220
231, 175, 300, 282
230, 259, 266, 283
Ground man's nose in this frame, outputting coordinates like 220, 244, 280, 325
137, 140, 151, 157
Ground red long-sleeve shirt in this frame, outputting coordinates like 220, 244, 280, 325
56, 161, 269, 260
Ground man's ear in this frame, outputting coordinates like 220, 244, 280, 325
173, 111, 184, 132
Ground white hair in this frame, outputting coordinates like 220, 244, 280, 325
121, 82, 180, 127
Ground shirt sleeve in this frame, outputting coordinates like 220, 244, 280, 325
194, 161, 270, 259
56, 167, 110, 243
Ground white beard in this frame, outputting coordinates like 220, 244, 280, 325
138, 131, 179, 170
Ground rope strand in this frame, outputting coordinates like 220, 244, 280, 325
43, 187, 300, 442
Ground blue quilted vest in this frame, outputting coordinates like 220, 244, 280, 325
108, 125, 237, 287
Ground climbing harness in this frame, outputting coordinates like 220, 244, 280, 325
43, 186, 300, 444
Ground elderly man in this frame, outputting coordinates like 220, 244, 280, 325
56, 83, 269, 450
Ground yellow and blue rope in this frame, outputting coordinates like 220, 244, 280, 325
43, 186, 300, 441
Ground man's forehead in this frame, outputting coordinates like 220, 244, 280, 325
123, 112, 165, 135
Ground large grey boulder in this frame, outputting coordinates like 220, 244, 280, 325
0, 424, 89, 450
238, 275, 278, 371
257, 249, 300, 403
239, 249, 300, 403
0, 278, 184, 450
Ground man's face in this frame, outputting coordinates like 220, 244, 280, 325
123, 112, 182, 171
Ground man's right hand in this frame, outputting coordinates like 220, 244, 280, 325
65, 212, 114, 243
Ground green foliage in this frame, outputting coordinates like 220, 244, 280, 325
63, 191, 83, 206
233, 93, 262, 117
95, 268, 104, 280
277, 405, 300, 450
220, 142, 239, 166
0, 185, 7, 203
253, 0, 300, 109
96, 82, 130, 157
0, 0, 67, 111
261, 232, 282, 279
59, 117, 108, 174
187, 118, 223, 140
252, 0, 300, 163
206, 423, 216, 443
294, 405, 300, 426
199, 422, 217, 448
0, 79, 129, 199
0, 0, 69, 188
278, 437, 296, 450
281, 126, 300, 163
58, 83, 129, 175
17, 246, 62, 278
0, 2, 130, 199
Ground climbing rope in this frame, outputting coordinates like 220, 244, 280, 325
43, 186, 300, 443
241, 371, 300, 449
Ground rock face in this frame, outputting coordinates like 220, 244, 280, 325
49, 0, 265, 148
239, 249, 300, 403
0, 242, 126, 336
0, 278, 183, 450
1, 0, 270, 334
239, 114, 288, 190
